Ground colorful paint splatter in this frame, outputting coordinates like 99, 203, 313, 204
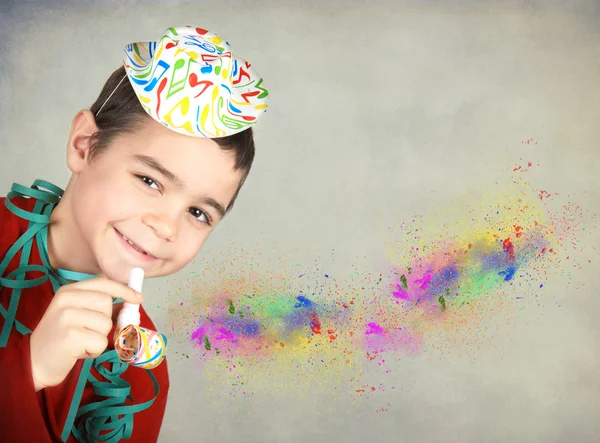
165, 140, 596, 403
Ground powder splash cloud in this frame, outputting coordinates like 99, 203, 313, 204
165, 143, 595, 402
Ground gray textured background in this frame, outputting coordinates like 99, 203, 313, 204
1, 1, 599, 442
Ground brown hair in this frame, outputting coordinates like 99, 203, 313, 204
88, 66, 255, 213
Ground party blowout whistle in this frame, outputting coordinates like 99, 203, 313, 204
114, 268, 167, 369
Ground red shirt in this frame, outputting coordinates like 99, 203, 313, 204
0, 196, 170, 442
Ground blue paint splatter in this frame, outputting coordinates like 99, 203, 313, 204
430, 265, 460, 292
498, 266, 516, 281
294, 296, 314, 309
221, 317, 261, 337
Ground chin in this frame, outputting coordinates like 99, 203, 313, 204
99, 257, 168, 283
99, 264, 130, 284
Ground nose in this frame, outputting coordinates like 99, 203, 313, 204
142, 212, 178, 242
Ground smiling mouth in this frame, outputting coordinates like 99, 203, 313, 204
115, 228, 157, 259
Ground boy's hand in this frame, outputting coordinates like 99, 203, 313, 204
29, 278, 143, 392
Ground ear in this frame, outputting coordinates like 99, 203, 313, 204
66, 110, 98, 174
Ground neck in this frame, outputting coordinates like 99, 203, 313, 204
47, 179, 102, 276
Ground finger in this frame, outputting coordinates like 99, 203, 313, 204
62, 308, 113, 336
55, 290, 113, 316
75, 329, 109, 359
70, 277, 143, 304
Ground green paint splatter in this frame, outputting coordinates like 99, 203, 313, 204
203, 335, 211, 351
438, 294, 446, 311
227, 299, 235, 315
400, 275, 408, 290
407, 267, 412, 275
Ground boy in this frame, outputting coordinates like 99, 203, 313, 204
0, 26, 268, 442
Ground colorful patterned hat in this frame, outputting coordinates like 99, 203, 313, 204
122, 26, 269, 138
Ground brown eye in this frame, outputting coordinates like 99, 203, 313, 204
137, 175, 159, 190
189, 207, 210, 224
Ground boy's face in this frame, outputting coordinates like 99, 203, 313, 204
66, 114, 244, 283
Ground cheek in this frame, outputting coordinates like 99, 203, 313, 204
172, 231, 209, 266
72, 170, 141, 230
99, 187, 144, 219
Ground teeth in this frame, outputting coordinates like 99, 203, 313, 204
122, 234, 148, 255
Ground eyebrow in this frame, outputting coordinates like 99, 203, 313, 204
132, 154, 227, 219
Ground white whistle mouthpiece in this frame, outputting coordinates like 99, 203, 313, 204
128, 267, 145, 293
116, 268, 144, 330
